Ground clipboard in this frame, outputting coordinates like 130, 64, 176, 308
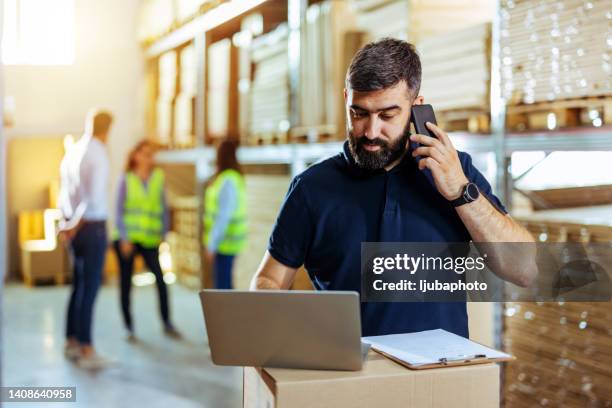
371, 347, 514, 370
362, 329, 515, 370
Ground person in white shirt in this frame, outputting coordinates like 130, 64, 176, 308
59, 108, 113, 369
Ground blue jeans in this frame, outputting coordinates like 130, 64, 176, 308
66, 222, 107, 345
214, 253, 235, 289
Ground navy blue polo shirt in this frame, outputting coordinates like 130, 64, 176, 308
268, 141, 506, 337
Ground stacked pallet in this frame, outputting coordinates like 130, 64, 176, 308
174, 44, 197, 148
505, 215, 612, 407
233, 174, 289, 288
418, 23, 492, 133
298, 0, 358, 142
520, 215, 612, 244
233, 173, 312, 290
247, 24, 290, 145
501, 0, 612, 130
156, 50, 177, 146
503, 301, 612, 407
169, 196, 201, 289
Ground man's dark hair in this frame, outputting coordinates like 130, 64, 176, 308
345, 38, 421, 98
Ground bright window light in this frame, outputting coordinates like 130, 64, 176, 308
514, 151, 612, 190
2, 0, 75, 65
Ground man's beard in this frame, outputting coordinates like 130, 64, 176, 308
347, 123, 411, 170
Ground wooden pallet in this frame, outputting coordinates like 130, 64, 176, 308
506, 96, 612, 131
518, 219, 612, 244
247, 132, 289, 146
289, 124, 339, 144
436, 109, 490, 133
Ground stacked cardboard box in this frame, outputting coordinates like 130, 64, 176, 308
19, 209, 70, 286
233, 174, 290, 289
418, 23, 491, 132
170, 196, 201, 288
248, 24, 290, 143
298, 0, 358, 140
245, 351, 500, 407
501, 0, 612, 104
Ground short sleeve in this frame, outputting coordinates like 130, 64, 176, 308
458, 152, 508, 214
267, 176, 313, 268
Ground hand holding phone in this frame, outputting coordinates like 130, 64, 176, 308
408, 105, 471, 201
410, 104, 438, 140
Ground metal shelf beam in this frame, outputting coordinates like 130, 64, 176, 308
145, 0, 268, 57
504, 128, 612, 152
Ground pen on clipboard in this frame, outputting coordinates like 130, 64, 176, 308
438, 354, 487, 364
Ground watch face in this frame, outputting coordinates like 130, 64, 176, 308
465, 183, 480, 201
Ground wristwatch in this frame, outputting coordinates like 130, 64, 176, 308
451, 182, 480, 207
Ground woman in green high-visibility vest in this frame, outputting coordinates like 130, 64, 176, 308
113, 140, 180, 340
203, 140, 247, 289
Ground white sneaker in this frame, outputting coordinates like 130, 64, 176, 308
77, 353, 115, 370
64, 344, 80, 360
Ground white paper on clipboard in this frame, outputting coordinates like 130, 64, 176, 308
362, 329, 512, 367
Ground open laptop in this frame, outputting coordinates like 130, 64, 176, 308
199, 290, 369, 371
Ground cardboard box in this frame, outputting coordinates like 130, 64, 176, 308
244, 351, 500, 408
21, 245, 69, 285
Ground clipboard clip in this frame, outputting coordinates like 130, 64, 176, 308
438, 354, 487, 365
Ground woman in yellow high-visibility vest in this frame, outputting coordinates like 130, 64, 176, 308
113, 140, 180, 340
203, 140, 247, 289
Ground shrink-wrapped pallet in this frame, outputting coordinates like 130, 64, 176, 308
298, 1, 358, 139
207, 38, 231, 139
174, 45, 197, 147
248, 24, 290, 142
419, 23, 491, 112
157, 50, 177, 145
501, 0, 612, 104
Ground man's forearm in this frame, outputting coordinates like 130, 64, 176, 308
455, 194, 532, 243
249, 251, 298, 290
456, 194, 537, 287
250, 275, 283, 290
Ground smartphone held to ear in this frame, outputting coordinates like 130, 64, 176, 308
410, 104, 438, 139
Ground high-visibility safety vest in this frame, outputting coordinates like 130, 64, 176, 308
203, 169, 247, 255
113, 168, 165, 248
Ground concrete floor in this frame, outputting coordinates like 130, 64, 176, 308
3, 282, 242, 407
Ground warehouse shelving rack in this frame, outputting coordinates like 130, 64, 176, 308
145, 1, 612, 404
145, 0, 612, 178
146, 0, 611, 290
